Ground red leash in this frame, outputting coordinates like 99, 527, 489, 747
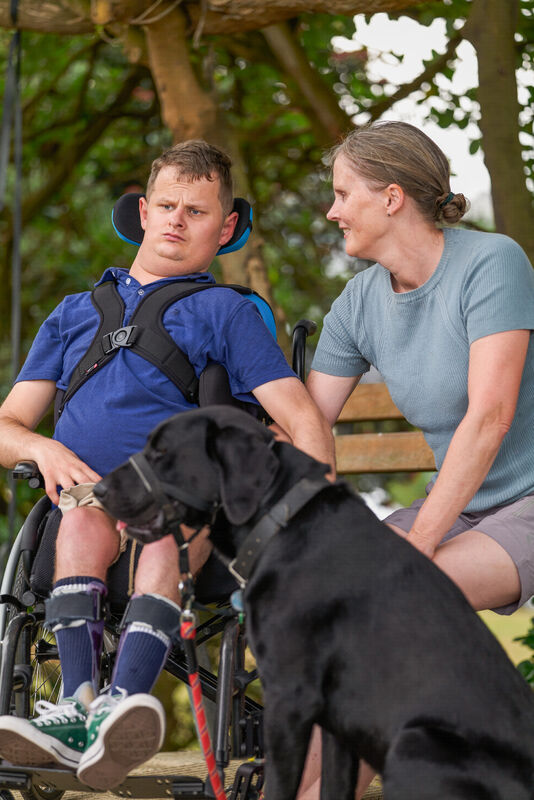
180, 615, 227, 800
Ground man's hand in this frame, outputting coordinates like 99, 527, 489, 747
253, 376, 336, 479
0, 380, 101, 504
29, 438, 101, 505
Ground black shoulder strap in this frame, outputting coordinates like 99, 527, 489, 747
56, 281, 126, 419
126, 281, 209, 404
56, 279, 259, 420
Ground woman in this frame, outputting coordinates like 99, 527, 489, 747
300, 120, 534, 799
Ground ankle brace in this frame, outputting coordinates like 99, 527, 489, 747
46, 579, 107, 632
120, 593, 182, 643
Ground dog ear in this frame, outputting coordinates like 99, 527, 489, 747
211, 425, 279, 525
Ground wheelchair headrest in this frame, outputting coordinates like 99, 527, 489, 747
111, 193, 253, 256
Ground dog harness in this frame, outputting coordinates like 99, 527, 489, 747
55, 279, 276, 419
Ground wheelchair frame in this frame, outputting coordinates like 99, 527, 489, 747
0, 502, 266, 800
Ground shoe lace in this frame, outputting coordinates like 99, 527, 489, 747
33, 699, 85, 725
88, 687, 128, 719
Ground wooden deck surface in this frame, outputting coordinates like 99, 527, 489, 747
13, 751, 383, 799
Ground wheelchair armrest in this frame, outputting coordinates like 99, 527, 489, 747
12, 460, 44, 489
19, 494, 53, 585
291, 319, 317, 382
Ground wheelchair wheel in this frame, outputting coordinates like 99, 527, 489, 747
6, 557, 63, 719
2, 560, 65, 800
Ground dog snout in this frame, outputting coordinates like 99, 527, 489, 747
93, 460, 152, 520
93, 478, 108, 503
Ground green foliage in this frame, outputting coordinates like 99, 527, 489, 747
515, 617, 534, 685
385, 472, 435, 508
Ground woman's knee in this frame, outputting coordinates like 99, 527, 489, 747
433, 531, 521, 611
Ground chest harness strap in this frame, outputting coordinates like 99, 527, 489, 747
56, 279, 275, 419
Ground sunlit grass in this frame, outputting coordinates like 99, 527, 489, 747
479, 605, 534, 665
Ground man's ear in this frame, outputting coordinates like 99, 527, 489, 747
218, 210, 238, 248
212, 425, 278, 525
139, 195, 148, 231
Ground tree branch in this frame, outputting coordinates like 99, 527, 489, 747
2, 67, 144, 243
262, 21, 350, 143
0, 0, 426, 36
365, 27, 464, 120
22, 41, 100, 119
0, 0, 93, 33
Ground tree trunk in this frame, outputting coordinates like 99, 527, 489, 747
143, 9, 216, 141
464, 0, 534, 262
245, 239, 291, 357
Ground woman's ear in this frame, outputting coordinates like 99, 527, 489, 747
385, 183, 404, 217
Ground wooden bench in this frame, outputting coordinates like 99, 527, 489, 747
334, 383, 436, 475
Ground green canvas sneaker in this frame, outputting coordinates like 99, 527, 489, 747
0, 698, 87, 768
77, 690, 165, 790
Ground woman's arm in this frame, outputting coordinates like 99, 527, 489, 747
408, 329, 531, 558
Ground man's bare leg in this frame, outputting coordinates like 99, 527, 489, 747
55, 506, 120, 581
134, 526, 213, 601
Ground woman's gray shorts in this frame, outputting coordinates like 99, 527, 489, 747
384, 491, 534, 615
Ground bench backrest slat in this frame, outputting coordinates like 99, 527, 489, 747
338, 383, 404, 422
335, 383, 436, 474
335, 432, 435, 474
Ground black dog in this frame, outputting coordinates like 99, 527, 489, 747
94, 406, 534, 800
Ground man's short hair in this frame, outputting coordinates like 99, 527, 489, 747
147, 140, 234, 216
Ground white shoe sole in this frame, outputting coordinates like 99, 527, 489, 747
0, 717, 83, 768
77, 695, 165, 790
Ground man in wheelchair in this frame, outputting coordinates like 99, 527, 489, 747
0, 140, 335, 790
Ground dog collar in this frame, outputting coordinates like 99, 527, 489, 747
221, 476, 332, 588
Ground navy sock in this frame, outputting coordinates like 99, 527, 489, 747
50, 576, 106, 699
111, 623, 171, 695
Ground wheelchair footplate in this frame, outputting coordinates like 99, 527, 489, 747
0, 760, 264, 800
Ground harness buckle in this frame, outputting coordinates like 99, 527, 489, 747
227, 559, 247, 590
103, 325, 138, 353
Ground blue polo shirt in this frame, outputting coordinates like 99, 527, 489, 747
16, 268, 294, 476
